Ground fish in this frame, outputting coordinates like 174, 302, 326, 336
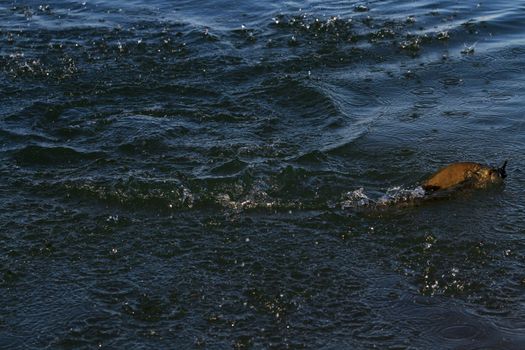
422, 160, 507, 193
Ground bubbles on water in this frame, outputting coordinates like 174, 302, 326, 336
370, 28, 396, 41
6, 55, 49, 78
341, 188, 371, 209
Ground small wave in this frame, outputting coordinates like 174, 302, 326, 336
117, 136, 169, 154
210, 159, 249, 176
12, 145, 104, 165
293, 150, 328, 164
58, 178, 194, 210
256, 76, 341, 117
0, 127, 55, 143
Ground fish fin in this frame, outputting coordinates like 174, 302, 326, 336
498, 160, 508, 179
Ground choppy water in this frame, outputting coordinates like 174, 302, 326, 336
1, 0, 525, 348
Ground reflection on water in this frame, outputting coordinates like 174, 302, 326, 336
1, 0, 524, 348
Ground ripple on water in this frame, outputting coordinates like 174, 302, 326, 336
90, 279, 137, 301
413, 309, 499, 348
440, 76, 463, 86
438, 323, 480, 340
410, 85, 436, 96
413, 98, 439, 109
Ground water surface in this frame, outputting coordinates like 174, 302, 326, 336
1, 0, 525, 348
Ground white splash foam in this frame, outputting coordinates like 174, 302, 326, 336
342, 186, 426, 208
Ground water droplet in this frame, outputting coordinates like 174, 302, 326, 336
436, 31, 449, 40
461, 42, 477, 55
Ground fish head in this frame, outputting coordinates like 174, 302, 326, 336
475, 166, 505, 186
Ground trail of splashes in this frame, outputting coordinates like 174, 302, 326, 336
341, 186, 426, 209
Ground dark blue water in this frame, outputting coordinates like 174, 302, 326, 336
1, 0, 525, 348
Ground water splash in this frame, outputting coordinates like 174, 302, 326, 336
341, 187, 371, 209
342, 186, 426, 209
377, 186, 426, 205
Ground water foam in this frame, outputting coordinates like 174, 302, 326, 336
342, 185, 426, 209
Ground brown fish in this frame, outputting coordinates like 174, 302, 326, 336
422, 161, 507, 193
